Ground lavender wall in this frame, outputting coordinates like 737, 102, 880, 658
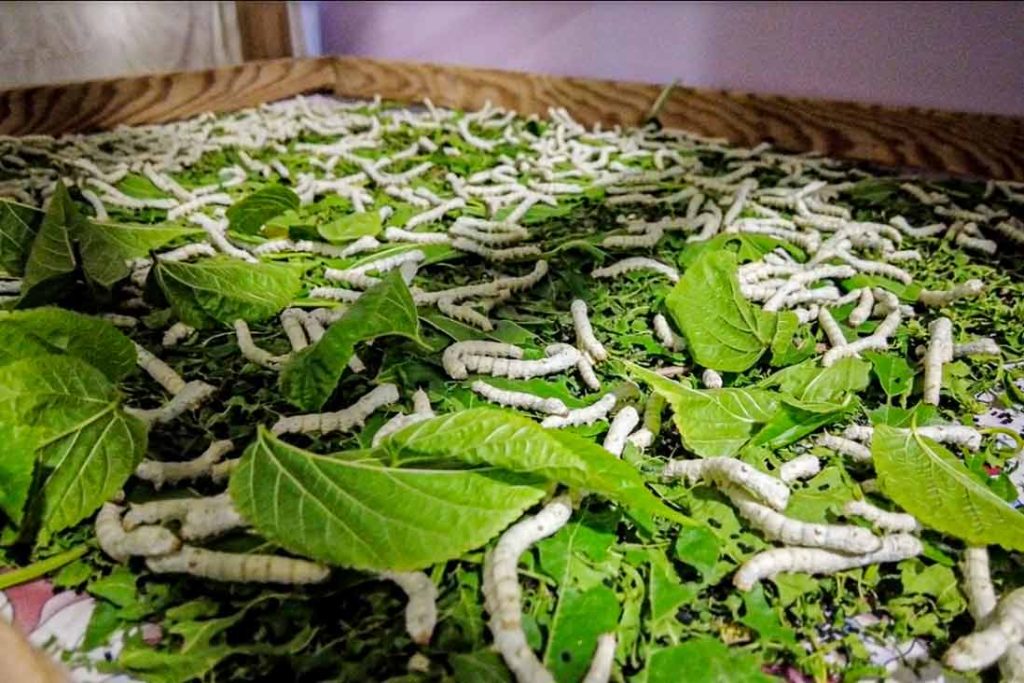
318, 1, 1024, 116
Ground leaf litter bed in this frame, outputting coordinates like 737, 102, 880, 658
0, 94, 1023, 682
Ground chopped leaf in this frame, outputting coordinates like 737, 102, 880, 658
666, 251, 778, 372
543, 585, 620, 682
226, 185, 300, 235
864, 351, 916, 398
318, 211, 382, 243
76, 220, 201, 287
0, 199, 41, 276
279, 270, 421, 410
0, 424, 38, 524
644, 637, 774, 683
873, 425, 1024, 551
154, 257, 302, 328
229, 427, 549, 571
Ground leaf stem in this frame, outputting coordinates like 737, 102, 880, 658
0, 545, 88, 590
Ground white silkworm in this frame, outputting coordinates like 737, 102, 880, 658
733, 533, 922, 591
234, 319, 288, 369
134, 439, 235, 490
917, 279, 985, 308
725, 485, 882, 553
652, 314, 684, 351
778, 455, 821, 483
162, 321, 196, 347
272, 384, 400, 435
541, 392, 616, 429
847, 288, 874, 327
843, 499, 920, 533
253, 236, 381, 258
269, 159, 289, 179
471, 380, 568, 415
723, 178, 758, 227
405, 198, 465, 229
309, 286, 363, 302
602, 406, 639, 456
821, 309, 901, 367
280, 308, 308, 351
954, 228, 998, 255
443, 341, 524, 380
167, 192, 232, 220
147, 546, 330, 584
451, 238, 541, 262
663, 457, 790, 511
372, 412, 434, 447
889, 215, 948, 238
923, 317, 953, 405
80, 188, 108, 220
817, 307, 846, 348
581, 633, 617, 683
483, 496, 572, 683
123, 497, 190, 530
126, 380, 215, 426
576, 354, 602, 391
413, 260, 548, 304
134, 342, 187, 395
449, 222, 529, 245
571, 299, 607, 362
601, 225, 664, 249
325, 267, 380, 289
945, 587, 1024, 672
95, 503, 181, 563
959, 547, 1024, 680
591, 257, 679, 282
190, 213, 258, 263
383, 226, 451, 244
437, 298, 493, 331
818, 434, 872, 462
210, 459, 240, 484
179, 492, 247, 540
993, 219, 1024, 243
463, 344, 581, 381
157, 242, 217, 262
379, 571, 438, 646
100, 313, 138, 328
762, 265, 857, 312
954, 338, 1001, 357
701, 368, 723, 389
842, 424, 873, 442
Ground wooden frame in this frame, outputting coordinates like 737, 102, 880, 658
1, 56, 1021, 180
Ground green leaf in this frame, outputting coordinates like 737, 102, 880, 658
537, 508, 620, 591
542, 585, 620, 682
0, 356, 146, 540
0, 199, 42, 276
673, 526, 721, 579
279, 270, 421, 410
0, 424, 38, 523
21, 181, 79, 299
900, 559, 966, 615
769, 310, 805, 367
0, 307, 136, 381
645, 638, 774, 683
763, 357, 871, 405
318, 211, 382, 243
154, 257, 302, 328
864, 351, 916, 398
869, 404, 939, 428
873, 425, 1024, 551
666, 251, 778, 372
739, 583, 797, 645
680, 232, 800, 268
649, 550, 698, 623
451, 650, 512, 683
387, 408, 692, 524
784, 466, 856, 523
76, 220, 201, 287
229, 427, 549, 571
226, 185, 300, 235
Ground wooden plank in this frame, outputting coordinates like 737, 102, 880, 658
333, 56, 1024, 180
0, 58, 335, 136
236, 1, 293, 61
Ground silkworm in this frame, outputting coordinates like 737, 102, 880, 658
571, 299, 607, 362
923, 317, 953, 405
162, 321, 196, 347
817, 434, 872, 462
945, 587, 1024, 672
272, 383, 400, 435
451, 238, 541, 262
889, 215, 948, 238
601, 225, 664, 249
778, 455, 821, 483
462, 343, 581, 381
379, 571, 438, 646
168, 192, 233, 220
190, 213, 258, 263
602, 406, 639, 456
847, 288, 874, 327
80, 188, 108, 220
954, 338, 1001, 357
253, 235, 381, 258
324, 267, 380, 289
95, 503, 181, 563
591, 257, 679, 282
958, 547, 1024, 680
576, 354, 601, 391
664, 457, 790, 511
178, 492, 247, 541
701, 368, 723, 389
817, 307, 847, 348
581, 633, 617, 683
471, 380, 568, 415
156, 242, 217, 262
309, 286, 363, 302
413, 260, 548, 304
372, 398, 436, 446
733, 533, 922, 591
234, 319, 289, 369
147, 546, 330, 584
725, 485, 881, 553
842, 499, 920, 533
100, 313, 138, 328
405, 198, 465, 229
482, 496, 572, 683
134, 342, 187, 395
917, 279, 985, 308
541, 392, 616, 429
280, 308, 309, 351
821, 309, 901, 366
437, 297, 493, 331
383, 227, 451, 244
954, 228, 998, 255
443, 341, 524, 380
134, 439, 235, 490
651, 314, 684, 351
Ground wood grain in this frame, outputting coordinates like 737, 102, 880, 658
332, 57, 1024, 180
236, 1, 293, 61
0, 55, 1020, 180
0, 58, 335, 136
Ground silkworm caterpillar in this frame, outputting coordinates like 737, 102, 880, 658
379, 571, 438, 646
280, 309, 309, 351
437, 297, 493, 331
372, 412, 435, 447
817, 307, 847, 348
889, 215, 948, 238
324, 267, 379, 289
462, 344, 581, 381
778, 455, 821, 483
156, 242, 217, 262
601, 225, 664, 249
162, 321, 196, 347
234, 319, 289, 369
451, 238, 542, 262
733, 533, 922, 591
945, 587, 1024, 672
923, 317, 953, 405
134, 439, 234, 490
701, 368, 723, 389
957, 547, 1024, 680
843, 499, 920, 533
821, 309, 901, 366
591, 257, 679, 283
100, 313, 138, 328
146, 546, 330, 584
413, 260, 548, 305
576, 353, 602, 391
134, 342, 187, 395
602, 406, 639, 456
443, 341, 525, 380
581, 633, 617, 683
471, 380, 568, 415
482, 496, 572, 683
80, 188, 108, 220
652, 314, 684, 351
383, 227, 451, 244
847, 288, 874, 327
449, 222, 529, 245
405, 198, 465, 229
571, 299, 608, 362
953, 337, 1001, 358
917, 279, 985, 308
95, 503, 181, 563
178, 492, 247, 541
663, 457, 790, 511
309, 286, 363, 302
541, 393, 616, 429
166, 192, 233, 220
272, 384, 400, 435
253, 236, 380, 258
724, 485, 881, 553
817, 434, 873, 462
